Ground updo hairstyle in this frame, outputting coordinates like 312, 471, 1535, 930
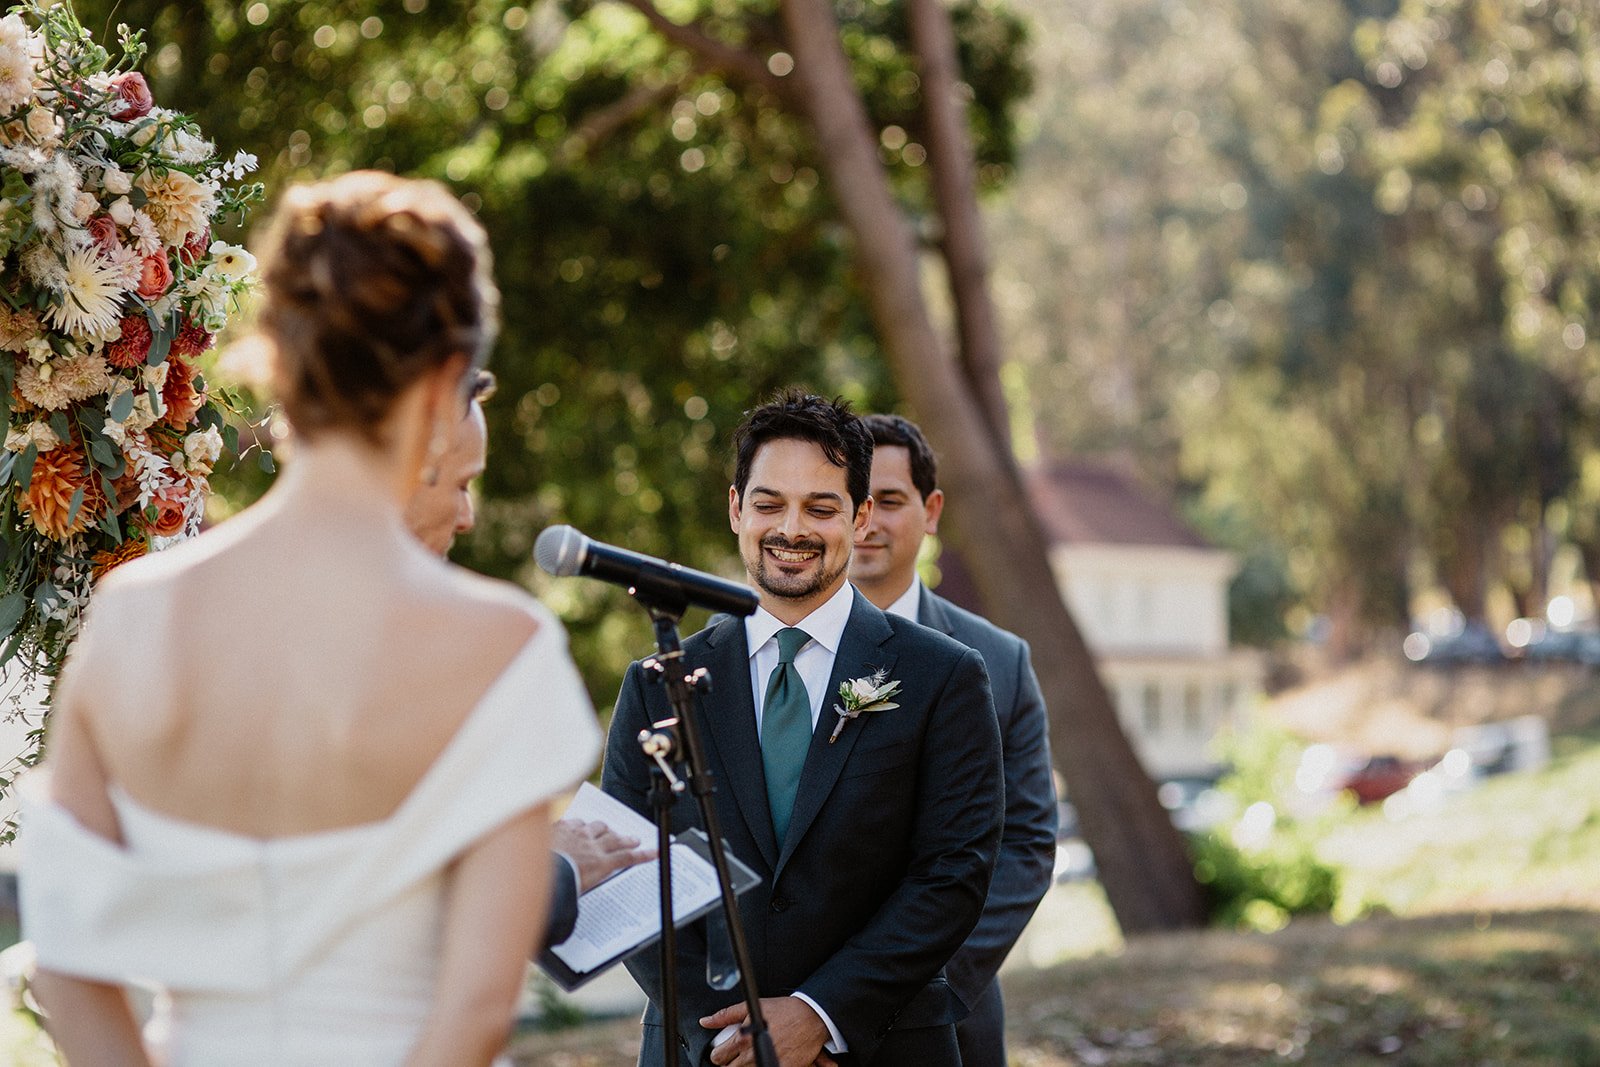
255, 171, 500, 442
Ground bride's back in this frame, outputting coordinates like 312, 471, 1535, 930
78, 503, 540, 838
60, 169, 520, 839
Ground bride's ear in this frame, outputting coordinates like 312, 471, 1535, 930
413, 354, 472, 486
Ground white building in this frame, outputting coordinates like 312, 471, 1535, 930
1028, 461, 1261, 780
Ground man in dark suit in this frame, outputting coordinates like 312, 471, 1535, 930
405, 369, 651, 949
852, 414, 1058, 1067
603, 391, 1004, 1066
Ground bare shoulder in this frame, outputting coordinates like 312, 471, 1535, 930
427, 563, 555, 651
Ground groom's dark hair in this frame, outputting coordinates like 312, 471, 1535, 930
733, 389, 874, 512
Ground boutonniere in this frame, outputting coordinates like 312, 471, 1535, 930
829, 669, 902, 743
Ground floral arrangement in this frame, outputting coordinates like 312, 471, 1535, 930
0, 3, 263, 697
829, 669, 902, 743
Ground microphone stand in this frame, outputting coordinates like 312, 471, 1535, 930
636, 600, 777, 1067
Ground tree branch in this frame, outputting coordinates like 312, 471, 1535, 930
561, 77, 684, 162
615, 0, 799, 109
908, 0, 1012, 454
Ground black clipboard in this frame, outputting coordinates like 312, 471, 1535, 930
537, 828, 762, 991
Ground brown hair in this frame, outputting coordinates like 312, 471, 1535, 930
256, 171, 500, 441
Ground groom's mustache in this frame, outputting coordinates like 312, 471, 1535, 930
760, 535, 826, 554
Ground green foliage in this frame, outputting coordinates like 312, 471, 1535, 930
1190, 828, 1341, 931
66, 0, 1032, 702
994, 0, 1600, 645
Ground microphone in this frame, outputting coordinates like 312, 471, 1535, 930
534, 525, 759, 617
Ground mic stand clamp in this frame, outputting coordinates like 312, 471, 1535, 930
636, 606, 777, 1067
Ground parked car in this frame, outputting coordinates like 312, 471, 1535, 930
1334, 754, 1419, 805
1403, 622, 1505, 666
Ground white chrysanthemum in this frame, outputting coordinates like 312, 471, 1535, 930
136, 168, 215, 247
43, 243, 127, 339
128, 208, 161, 254
0, 35, 35, 116
52, 351, 115, 401
104, 243, 143, 288
16, 360, 72, 410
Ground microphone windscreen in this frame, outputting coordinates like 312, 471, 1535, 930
534, 525, 587, 578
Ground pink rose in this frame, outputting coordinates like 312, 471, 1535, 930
86, 214, 120, 253
137, 253, 172, 299
108, 72, 154, 121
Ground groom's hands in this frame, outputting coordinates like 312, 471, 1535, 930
702, 997, 836, 1067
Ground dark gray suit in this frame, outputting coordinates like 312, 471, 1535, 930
917, 586, 1057, 1067
603, 590, 1004, 1066
543, 855, 580, 949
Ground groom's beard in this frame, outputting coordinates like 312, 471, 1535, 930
749, 533, 849, 603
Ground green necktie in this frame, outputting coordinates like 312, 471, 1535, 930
761, 627, 813, 845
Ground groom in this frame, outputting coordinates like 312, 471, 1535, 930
603, 390, 1004, 1067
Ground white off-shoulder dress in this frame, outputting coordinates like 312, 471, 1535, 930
17, 606, 601, 1066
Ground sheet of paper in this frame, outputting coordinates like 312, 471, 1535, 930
550, 783, 723, 974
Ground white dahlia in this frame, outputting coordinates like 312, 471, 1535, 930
52, 351, 115, 401
16, 360, 72, 410
135, 168, 215, 247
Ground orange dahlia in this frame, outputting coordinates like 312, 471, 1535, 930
91, 537, 148, 579
20, 444, 106, 540
162, 355, 203, 427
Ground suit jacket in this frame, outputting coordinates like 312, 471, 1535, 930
917, 587, 1057, 1053
602, 590, 1004, 1066
543, 854, 580, 950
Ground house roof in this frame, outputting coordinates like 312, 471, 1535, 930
1027, 461, 1212, 550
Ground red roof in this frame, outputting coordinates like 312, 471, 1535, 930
1027, 461, 1211, 549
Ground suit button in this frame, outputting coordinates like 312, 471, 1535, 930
769, 896, 790, 913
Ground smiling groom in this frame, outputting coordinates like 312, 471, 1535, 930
602, 390, 1004, 1066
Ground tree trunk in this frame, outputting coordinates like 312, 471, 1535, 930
906, 0, 1012, 453
780, 0, 1207, 933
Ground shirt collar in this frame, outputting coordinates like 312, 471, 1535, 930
745, 579, 857, 659
880, 579, 922, 623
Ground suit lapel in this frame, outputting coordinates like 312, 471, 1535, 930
697, 615, 780, 870
917, 584, 958, 637
775, 591, 897, 877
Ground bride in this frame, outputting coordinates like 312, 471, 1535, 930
18, 171, 600, 1065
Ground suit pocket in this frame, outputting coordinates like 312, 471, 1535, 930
841, 738, 914, 779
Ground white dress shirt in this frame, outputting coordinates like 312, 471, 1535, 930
744, 578, 857, 736
739, 578, 857, 1054
880, 578, 922, 623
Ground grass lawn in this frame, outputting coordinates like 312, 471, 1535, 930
510, 732, 1600, 1065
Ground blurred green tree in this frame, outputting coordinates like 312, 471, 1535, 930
71, 0, 1210, 932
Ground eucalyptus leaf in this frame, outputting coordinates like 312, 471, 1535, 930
257, 450, 275, 474
0, 592, 24, 640
48, 410, 70, 444
66, 484, 85, 528
14, 443, 36, 492
109, 387, 135, 423
0, 451, 14, 487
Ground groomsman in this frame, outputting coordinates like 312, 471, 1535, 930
604, 391, 1004, 1066
405, 370, 651, 947
851, 414, 1058, 1067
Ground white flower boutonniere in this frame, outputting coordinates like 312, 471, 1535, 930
829, 669, 902, 743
